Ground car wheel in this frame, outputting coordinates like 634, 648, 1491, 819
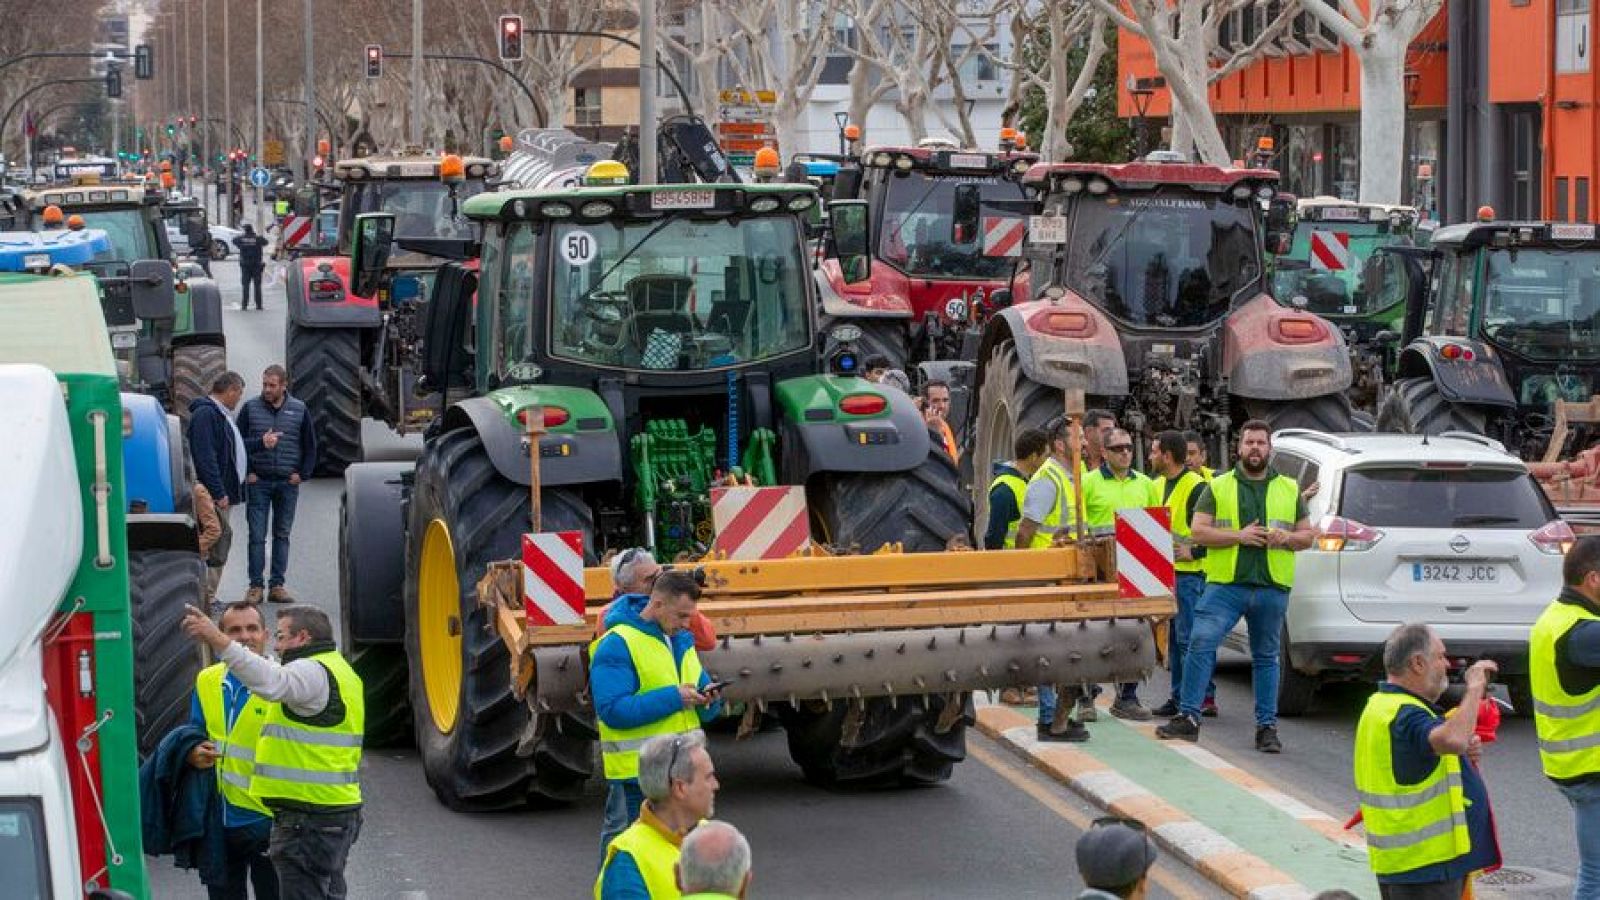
1276, 629, 1318, 717
210, 239, 229, 260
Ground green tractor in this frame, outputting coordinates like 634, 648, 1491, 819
338, 178, 972, 809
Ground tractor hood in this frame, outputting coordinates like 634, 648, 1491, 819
819, 257, 1008, 324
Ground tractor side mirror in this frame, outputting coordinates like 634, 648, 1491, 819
350, 212, 395, 299
952, 183, 980, 245
1264, 199, 1296, 255
826, 200, 872, 285
128, 259, 175, 321
419, 262, 478, 394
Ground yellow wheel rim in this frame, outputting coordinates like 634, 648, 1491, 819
418, 518, 463, 734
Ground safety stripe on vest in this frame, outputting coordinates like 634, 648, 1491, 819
1356, 772, 1460, 810
1540, 730, 1600, 754
1535, 692, 1600, 720
224, 743, 255, 762
1268, 519, 1294, 530
221, 771, 252, 790
260, 723, 364, 747
1364, 815, 1462, 851
253, 763, 360, 785
601, 728, 706, 756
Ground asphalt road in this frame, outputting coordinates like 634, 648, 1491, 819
147, 255, 1227, 900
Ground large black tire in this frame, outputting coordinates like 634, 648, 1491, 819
171, 344, 227, 426
286, 322, 363, 476
1276, 629, 1319, 717
970, 340, 1061, 539
819, 313, 910, 374
1375, 376, 1488, 436
338, 467, 413, 747
129, 549, 208, 758
780, 692, 974, 788
350, 644, 413, 748
810, 441, 970, 553
405, 428, 596, 810
1244, 392, 1354, 435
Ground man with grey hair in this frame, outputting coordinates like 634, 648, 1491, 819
596, 732, 720, 899
604, 548, 715, 652
677, 821, 752, 899
1352, 623, 1499, 898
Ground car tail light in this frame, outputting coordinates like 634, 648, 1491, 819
1530, 519, 1577, 555
839, 393, 887, 416
1027, 308, 1095, 337
1274, 316, 1327, 343
517, 406, 570, 428
1316, 515, 1384, 552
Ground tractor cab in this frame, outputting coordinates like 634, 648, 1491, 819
25, 180, 172, 265
332, 152, 496, 257
1273, 196, 1419, 324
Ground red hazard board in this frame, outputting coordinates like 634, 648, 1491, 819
279, 215, 313, 248
981, 216, 1025, 257
521, 531, 586, 626
710, 486, 810, 560
1309, 230, 1351, 271
1114, 507, 1175, 599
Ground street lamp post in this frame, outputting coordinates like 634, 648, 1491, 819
833, 111, 849, 155
224, 0, 234, 224
255, 0, 265, 231
1126, 75, 1154, 158
411, 0, 423, 146
639, 0, 657, 185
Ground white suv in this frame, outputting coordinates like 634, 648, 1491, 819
1221, 429, 1575, 715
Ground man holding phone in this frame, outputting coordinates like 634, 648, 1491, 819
237, 365, 317, 605
591, 570, 725, 862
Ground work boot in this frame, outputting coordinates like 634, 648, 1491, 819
1037, 719, 1090, 743
268, 586, 294, 604
1255, 725, 1283, 754
1110, 698, 1152, 721
243, 586, 264, 604
1201, 698, 1220, 718
1152, 699, 1180, 718
1075, 697, 1098, 723
1155, 714, 1200, 742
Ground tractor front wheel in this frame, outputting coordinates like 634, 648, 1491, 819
171, 343, 227, 426
129, 549, 208, 757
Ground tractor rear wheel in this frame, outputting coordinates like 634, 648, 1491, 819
1376, 377, 1488, 436
780, 692, 973, 788
819, 314, 910, 374
405, 427, 596, 810
1244, 393, 1354, 435
286, 321, 363, 476
129, 549, 208, 758
810, 441, 969, 553
350, 645, 413, 748
971, 340, 1063, 541
171, 344, 227, 426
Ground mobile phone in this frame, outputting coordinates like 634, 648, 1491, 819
703, 680, 733, 694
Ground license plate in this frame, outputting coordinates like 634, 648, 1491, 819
651, 189, 716, 210
948, 153, 989, 170
1320, 207, 1362, 222
110, 329, 137, 350
1412, 561, 1501, 583
1028, 215, 1067, 245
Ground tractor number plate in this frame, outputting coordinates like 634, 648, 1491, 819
1319, 207, 1362, 222
948, 154, 989, 170
1028, 215, 1067, 245
1552, 223, 1597, 240
651, 189, 717, 210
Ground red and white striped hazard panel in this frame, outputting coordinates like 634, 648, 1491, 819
1309, 230, 1351, 271
1114, 507, 1176, 600
522, 531, 586, 626
279, 215, 313, 248
981, 216, 1026, 258
710, 486, 811, 560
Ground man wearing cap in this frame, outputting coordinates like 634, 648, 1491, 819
1075, 818, 1157, 899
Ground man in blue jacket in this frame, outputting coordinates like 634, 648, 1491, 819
236, 365, 317, 604
188, 372, 247, 603
591, 569, 723, 861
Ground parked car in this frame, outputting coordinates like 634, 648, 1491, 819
1222, 429, 1574, 716
164, 220, 242, 260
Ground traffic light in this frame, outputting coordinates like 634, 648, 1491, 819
165, 122, 176, 137
499, 15, 523, 61
189, 115, 197, 128
134, 44, 153, 80
105, 68, 121, 98
365, 45, 382, 79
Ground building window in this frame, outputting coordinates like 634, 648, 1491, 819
574, 87, 603, 127
1580, 178, 1591, 221
1558, 0, 1591, 73
951, 44, 999, 83
1557, 177, 1570, 222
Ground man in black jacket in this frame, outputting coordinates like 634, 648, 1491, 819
233, 224, 267, 310
237, 365, 317, 604
188, 372, 247, 603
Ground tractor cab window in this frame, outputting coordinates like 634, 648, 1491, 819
1480, 248, 1600, 362
1065, 190, 1259, 328
1432, 252, 1475, 335
1274, 224, 1410, 317
345, 179, 486, 242
547, 214, 811, 371
68, 208, 154, 261
877, 172, 1026, 279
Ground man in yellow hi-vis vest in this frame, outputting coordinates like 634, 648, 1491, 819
188, 601, 279, 898
1530, 535, 1600, 898
982, 427, 1048, 551
1157, 420, 1311, 753
1149, 430, 1216, 720
595, 731, 721, 899
184, 603, 364, 898
592, 570, 724, 860
1355, 624, 1500, 898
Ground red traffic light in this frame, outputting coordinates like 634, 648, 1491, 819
365, 44, 383, 79
498, 15, 524, 61
189, 115, 197, 126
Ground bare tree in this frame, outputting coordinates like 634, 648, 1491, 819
0, 0, 112, 164
964, 0, 1105, 161
702, 0, 845, 159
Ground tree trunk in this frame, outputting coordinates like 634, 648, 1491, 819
1356, 33, 1408, 204
848, 57, 877, 144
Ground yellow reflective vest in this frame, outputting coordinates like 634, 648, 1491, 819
1022, 456, 1081, 548
1530, 597, 1600, 782
989, 469, 1027, 549
1155, 470, 1206, 574
1353, 690, 1472, 876
1083, 466, 1159, 537
592, 624, 706, 781
1202, 471, 1300, 588
196, 663, 272, 817
249, 649, 364, 808
595, 809, 682, 899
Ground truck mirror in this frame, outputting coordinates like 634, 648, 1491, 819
420, 263, 478, 394
128, 259, 175, 321
826, 200, 872, 285
952, 183, 980, 245
350, 212, 395, 298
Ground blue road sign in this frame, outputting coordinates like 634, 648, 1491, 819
249, 167, 271, 188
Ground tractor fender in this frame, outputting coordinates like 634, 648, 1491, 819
286, 255, 382, 328
441, 388, 623, 488
341, 462, 410, 645
1223, 293, 1354, 400
816, 259, 914, 319
775, 374, 932, 476
126, 512, 199, 553
1393, 338, 1517, 407
121, 392, 178, 514
176, 277, 226, 344
982, 296, 1130, 396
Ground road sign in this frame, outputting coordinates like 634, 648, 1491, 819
263, 139, 285, 167
521, 531, 586, 626
249, 167, 270, 188
710, 486, 811, 560
718, 89, 775, 105
720, 138, 775, 154
1310, 230, 1351, 271
1114, 507, 1175, 600
727, 154, 754, 168
716, 121, 774, 137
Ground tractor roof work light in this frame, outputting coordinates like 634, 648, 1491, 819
440, 154, 466, 183
583, 160, 631, 186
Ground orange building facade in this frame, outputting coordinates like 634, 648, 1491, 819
1116, 2, 1600, 224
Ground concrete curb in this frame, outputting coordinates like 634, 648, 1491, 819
975, 704, 1367, 900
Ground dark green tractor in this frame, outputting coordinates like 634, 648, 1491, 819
338, 179, 972, 810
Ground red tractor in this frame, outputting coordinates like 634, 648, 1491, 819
818, 139, 1037, 370
283, 151, 497, 474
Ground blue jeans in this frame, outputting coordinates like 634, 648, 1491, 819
1561, 779, 1600, 900
598, 779, 644, 865
246, 479, 299, 588
1169, 573, 1216, 704
1180, 582, 1287, 726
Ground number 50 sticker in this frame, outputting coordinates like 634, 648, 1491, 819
561, 230, 596, 266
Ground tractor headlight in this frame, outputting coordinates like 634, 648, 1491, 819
540, 202, 574, 218
830, 323, 863, 344
579, 201, 616, 218
748, 197, 781, 213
